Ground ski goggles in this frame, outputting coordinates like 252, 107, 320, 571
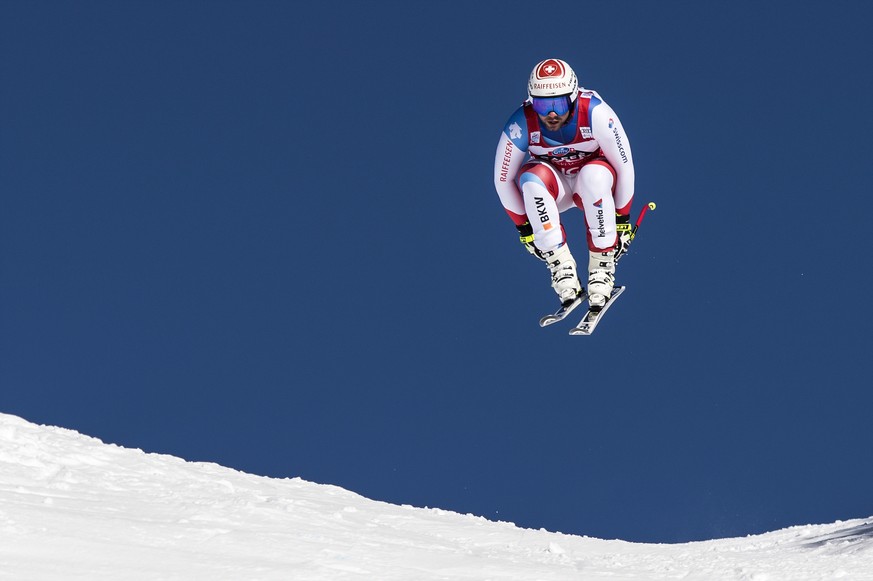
531, 95, 572, 117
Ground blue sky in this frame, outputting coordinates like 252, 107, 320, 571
2, 1, 872, 543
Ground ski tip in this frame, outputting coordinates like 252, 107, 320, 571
569, 327, 592, 336
538, 292, 587, 327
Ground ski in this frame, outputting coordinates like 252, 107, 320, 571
569, 287, 626, 336
539, 291, 588, 327
535, 202, 655, 333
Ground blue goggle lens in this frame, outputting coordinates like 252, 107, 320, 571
531, 96, 571, 116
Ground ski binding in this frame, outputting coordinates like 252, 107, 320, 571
569, 286, 626, 336
539, 291, 587, 327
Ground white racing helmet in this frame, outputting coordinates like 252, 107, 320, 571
528, 58, 578, 102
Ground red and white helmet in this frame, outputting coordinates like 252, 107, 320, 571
528, 58, 578, 101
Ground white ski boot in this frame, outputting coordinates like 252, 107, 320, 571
543, 244, 582, 304
588, 249, 616, 310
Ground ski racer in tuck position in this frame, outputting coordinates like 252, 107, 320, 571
493, 58, 635, 312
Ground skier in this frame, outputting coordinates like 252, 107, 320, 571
493, 58, 635, 311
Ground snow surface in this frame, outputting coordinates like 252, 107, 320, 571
0, 412, 870, 581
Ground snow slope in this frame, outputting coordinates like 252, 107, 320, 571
0, 412, 870, 580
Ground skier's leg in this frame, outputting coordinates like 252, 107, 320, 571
613, 176, 634, 259
572, 161, 618, 252
518, 162, 581, 303
519, 162, 566, 252
573, 161, 618, 308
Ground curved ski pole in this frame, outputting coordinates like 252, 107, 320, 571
631, 201, 657, 239
616, 201, 656, 262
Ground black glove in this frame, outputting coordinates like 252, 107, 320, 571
615, 213, 633, 259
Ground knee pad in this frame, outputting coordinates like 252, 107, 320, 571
577, 163, 615, 198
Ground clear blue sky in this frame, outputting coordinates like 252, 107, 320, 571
2, 1, 872, 543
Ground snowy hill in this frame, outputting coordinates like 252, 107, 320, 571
0, 413, 870, 580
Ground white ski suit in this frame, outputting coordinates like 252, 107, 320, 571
493, 89, 635, 253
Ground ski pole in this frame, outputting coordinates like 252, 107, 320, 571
616, 201, 656, 261
631, 201, 656, 240
617, 201, 656, 240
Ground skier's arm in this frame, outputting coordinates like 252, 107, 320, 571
493, 109, 529, 225
589, 96, 635, 214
